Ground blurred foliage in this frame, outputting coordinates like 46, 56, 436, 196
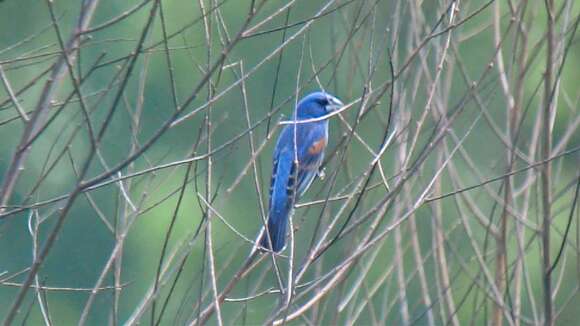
0, 0, 579, 324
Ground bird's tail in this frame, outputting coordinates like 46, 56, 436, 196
259, 207, 289, 253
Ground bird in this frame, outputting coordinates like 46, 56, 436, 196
259, 91, 343, 253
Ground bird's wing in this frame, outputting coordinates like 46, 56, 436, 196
262, 147, 294, 252
268, 134, 294, 211
268, 154, 279, 209
270, 125, 327, 207
295, 130, 327, 197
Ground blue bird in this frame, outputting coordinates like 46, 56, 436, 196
260, 91, 343, 252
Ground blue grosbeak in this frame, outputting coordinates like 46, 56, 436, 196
260, 91, 343, 252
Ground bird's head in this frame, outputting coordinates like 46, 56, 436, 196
295, 91, 343, 120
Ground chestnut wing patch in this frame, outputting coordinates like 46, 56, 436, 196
308, 138, 327, 155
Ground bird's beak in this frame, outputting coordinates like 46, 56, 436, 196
326, 96, 344, 112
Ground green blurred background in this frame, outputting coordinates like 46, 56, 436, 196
1, 0, 579, 324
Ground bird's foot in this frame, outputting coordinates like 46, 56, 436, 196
317, 167, 326, 180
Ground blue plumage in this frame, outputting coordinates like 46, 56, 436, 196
260, 92, 343, 252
